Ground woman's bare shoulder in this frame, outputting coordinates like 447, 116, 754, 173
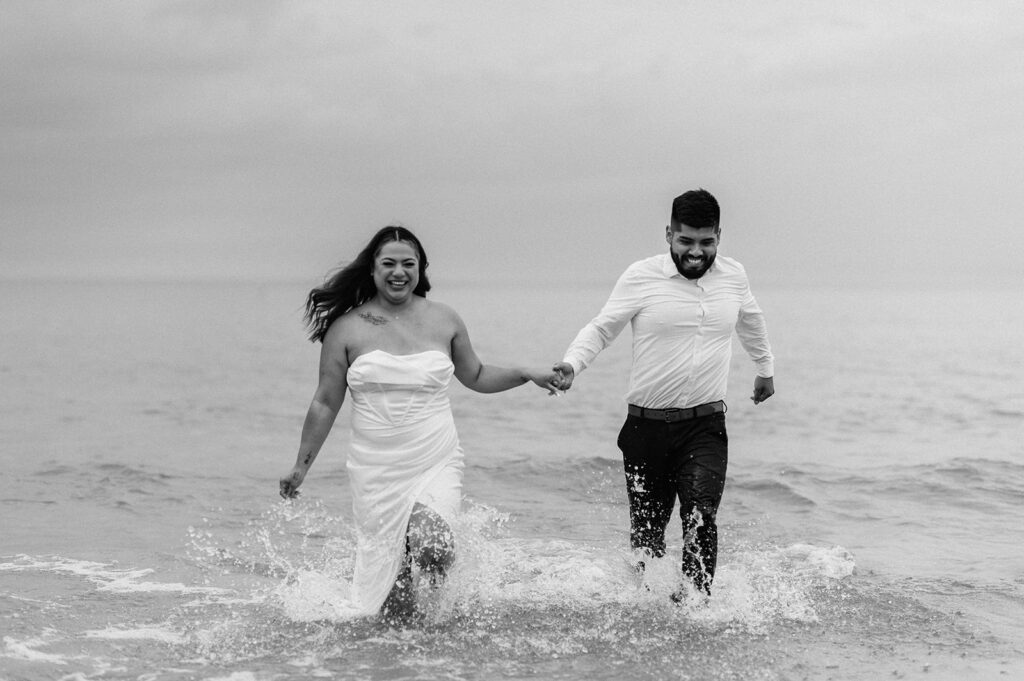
421, 298, 464, 327
322, 307, 367, 348
422, 297, 456, 315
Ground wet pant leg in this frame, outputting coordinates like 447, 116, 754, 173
670, 413, 728, 594
617, 412, 728, 593
618, 415, 674, 559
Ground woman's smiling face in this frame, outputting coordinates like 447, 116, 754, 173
372, 240, 420, 304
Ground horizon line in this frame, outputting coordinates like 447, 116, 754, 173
2, 273, 1021, 292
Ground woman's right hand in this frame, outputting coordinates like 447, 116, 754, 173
279, 466, 307, 499
526, 368, 564, 395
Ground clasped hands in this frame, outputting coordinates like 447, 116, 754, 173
531, 362, 575, 395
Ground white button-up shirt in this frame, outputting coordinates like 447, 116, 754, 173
562, 253, 774, 409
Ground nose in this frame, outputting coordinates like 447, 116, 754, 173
688, 243, 703, 255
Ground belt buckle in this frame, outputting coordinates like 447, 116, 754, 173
662, 408, 679, 423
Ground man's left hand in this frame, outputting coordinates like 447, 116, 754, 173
751, 376, 774, 405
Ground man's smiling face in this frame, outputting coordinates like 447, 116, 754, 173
666, 221, 719, 279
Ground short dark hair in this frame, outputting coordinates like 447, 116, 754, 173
671, 189, 720, 230
304, 226, 431, 343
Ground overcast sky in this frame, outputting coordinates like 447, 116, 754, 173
2, 1, 1022, 287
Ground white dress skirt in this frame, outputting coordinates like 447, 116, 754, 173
344, 349, 464, 614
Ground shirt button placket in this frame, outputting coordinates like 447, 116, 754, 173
690, 284, 706, 403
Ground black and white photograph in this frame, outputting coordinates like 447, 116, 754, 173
2, 2, 1022, 679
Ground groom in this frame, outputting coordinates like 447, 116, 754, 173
553, 188, 775, 596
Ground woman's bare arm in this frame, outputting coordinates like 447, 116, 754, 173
280, 325, 350, 498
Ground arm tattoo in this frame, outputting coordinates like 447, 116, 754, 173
358, 312, 389, 326
303, 451, 313, 465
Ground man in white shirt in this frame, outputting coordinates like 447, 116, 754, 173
553, 188, 775, 597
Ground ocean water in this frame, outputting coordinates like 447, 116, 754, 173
1, 279, 1022, 680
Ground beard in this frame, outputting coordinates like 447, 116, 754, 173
672, 250, 716, 280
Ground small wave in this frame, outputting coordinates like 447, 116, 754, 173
765, 458, 1024, 508
0, 497, 56, 506
26, 461, 192, 511
475, 454, 622, 477
867, 458, 1024, 505
991, 405, 1024, 418
31, 461, 177, 484
731, 477, 817, 508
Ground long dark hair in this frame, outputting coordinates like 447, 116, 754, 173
304, 226, 432, 343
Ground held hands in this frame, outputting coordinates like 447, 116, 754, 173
751, 376, 775, 405
527, 362, 574, 395
279, 465, 307, 499
527, 368, 564, 395
552, 362, 575, 391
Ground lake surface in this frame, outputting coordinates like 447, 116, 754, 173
2, 279, 1022, 680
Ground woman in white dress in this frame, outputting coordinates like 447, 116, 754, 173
279, 226, 560, 623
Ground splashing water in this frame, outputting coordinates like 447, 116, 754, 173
174, 496, 860, 675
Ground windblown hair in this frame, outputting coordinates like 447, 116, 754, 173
671, 188, 720, 230
304, 225, 431, 343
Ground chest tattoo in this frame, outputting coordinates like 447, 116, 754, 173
359, 312, 389, 326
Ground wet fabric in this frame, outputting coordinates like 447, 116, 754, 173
345, 349, 464, 614
617, 410, 728, 594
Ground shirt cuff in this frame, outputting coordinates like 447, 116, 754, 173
562, 356, 585, 376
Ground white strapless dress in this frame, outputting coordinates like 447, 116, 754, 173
345, 349, 464, 614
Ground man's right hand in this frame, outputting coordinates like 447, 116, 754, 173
552, 362, 575, 391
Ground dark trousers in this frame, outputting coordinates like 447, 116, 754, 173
616, 411, 728, 594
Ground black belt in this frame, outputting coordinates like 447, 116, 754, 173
627, 400, 726, 422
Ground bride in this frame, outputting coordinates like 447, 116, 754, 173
279, 225, 560, 623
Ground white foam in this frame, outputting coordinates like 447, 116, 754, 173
2, 635, 68, 665
690, 542, 857, 628
782, 543, 856, 579
273, 569, 364, 622
199, 673, 260, 681
83, 626, 184, 645
0, 555, 231, 595
0, 591, 56, 605
461, 538, 638, 607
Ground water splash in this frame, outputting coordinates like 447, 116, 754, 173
177, 496, 860, 671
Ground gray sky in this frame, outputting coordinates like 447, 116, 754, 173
2, 1, 1022, 286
